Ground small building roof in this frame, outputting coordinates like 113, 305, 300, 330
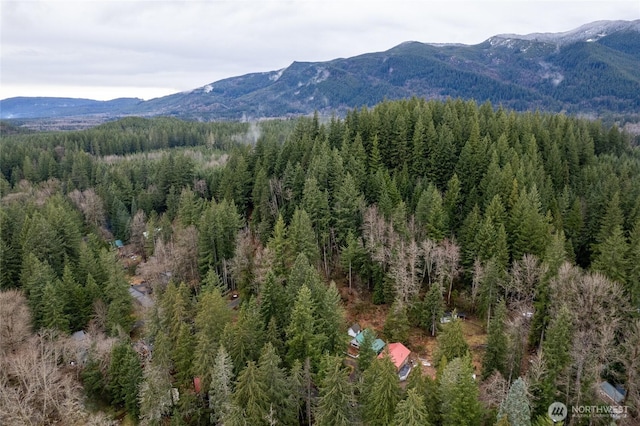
352, 329, 386, 354
129, 287, 154, 308
71, 330, 88, 341
372, 339, 386, 354
348, 323, 361, 338
379, 342, 411, 370
599, 381, 626, 404
354, 329, 372, 345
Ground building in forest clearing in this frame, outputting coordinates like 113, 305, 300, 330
349, 328, 386, 355
348, 323, 361, 338
599, 381, 626, 404
378, 342, 412, 381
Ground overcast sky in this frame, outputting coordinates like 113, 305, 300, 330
1, 0, 639, 101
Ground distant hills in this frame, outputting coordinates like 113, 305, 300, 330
2, 19, 639, 122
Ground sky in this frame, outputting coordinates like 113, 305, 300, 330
1, 0, 639, 101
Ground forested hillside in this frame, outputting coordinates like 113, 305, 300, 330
1, 99, 639, 425
4, 20, 640, 124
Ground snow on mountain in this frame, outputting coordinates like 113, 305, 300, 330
492, 19, 640, 46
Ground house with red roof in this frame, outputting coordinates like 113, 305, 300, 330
378, 342, 412, 381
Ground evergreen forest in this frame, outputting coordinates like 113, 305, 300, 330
1, 98, 639, 425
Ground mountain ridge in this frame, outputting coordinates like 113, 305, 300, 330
2, 19, 639, 121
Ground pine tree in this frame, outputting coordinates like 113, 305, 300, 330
285, 285, 320, 367
593, 191, 624, 251
200, 268, 226, 295
531, 305, 572, 417
404, 365, 441, 425
260, 269, 286, 330
222, 297, 264, 374
107, 341, 142, 418
41, 281, 70, 332
103, 255, 134, 335
209, 345, 235, 425
497, 377, 531, 426
508, 186, 549, 260
340, 231, 366, 291
315, 354, 355, 426
361, 355, 402, 426
315, 281, 346, 355
233, 361, 269, 425
423, 283, 445, 336
591, 225, 628, 285
289, 208, 319, 264
152, 329, 173, 370
415, 184, 447, 241
439, 356, 482, 426
393, 388, 431, 426
81, 354, 107, 401
138, 363, 173, 425
60, 263, 86, 331
302, 177, 330, 240
482, 298, 508, 379
264, 316, 285, 358
257, 343, 293, 425
475, 216, 509, 274
384, 301, 410, 344
287, 252, 318, 303
267, 214, 291, 278
627, 219, 640, 306
443, 173, 463, 232
173, 322, 195, 386
193, 287, 232, 390
542, 305, 572, 378
459, 204, 482, 270
476, 258, 507, 326
287, 360, 307, 425
369, 135, 383, 174
345, 132, 368, 192
160, 281, 191, 341
433, 317, 469, 368
333, 173, 365, 246
455, 120, 488, 200
357, 329, 378, 374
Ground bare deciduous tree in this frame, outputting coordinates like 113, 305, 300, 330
549, 264, 629, 407
68, 188, 106, 229
363, 205, 392, 270
0, 330, 89, 425
0, 290, 31, 357
420, 239, 438, 286
137, 237, 172, 291
389, 239, 421, 305
508, 254, 547, 306
479, 371, 509, 409
619, 319, 640, 425
435, 238, 461, 304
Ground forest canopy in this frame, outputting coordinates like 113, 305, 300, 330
1, 98, 639, 425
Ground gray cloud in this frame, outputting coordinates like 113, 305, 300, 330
2, 0, 639, 100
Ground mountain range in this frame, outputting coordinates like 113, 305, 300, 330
2, 19, 639, 122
